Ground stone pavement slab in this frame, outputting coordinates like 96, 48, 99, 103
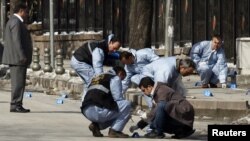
0, 89, 209, 141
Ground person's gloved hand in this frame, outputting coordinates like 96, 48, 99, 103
140, 112, 147, 119
137, 110, 147, 119
199, 62, 207, 66
217, 83, 227, 88
129, 125, 139, 133
221, 83, 227, 88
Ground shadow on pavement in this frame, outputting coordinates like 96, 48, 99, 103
30, 111, 81, 114
0, 101, 9, 103
185, 134, 207, 140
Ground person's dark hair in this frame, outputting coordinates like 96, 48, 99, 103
139, 77, 155, 88
119, 51, 133, 60
212, 34, 222, 41
113, 66, 126, 76
179, 58, 196, 69
14, 2, 28, 13
110, 36, 120, 43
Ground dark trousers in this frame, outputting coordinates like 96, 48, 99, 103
150, 101, 192, 134
9, 65, 27, 109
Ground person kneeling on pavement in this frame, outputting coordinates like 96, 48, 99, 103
81, 66, 131, 138
130, 77, 195, 139
190, 34, 228, 88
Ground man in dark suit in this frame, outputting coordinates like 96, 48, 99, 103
0, 42, 3, 63
2, 2, 33, 113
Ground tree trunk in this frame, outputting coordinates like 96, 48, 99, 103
128, 0, 153, 50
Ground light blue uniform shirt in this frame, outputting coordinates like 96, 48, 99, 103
142, 56, 179, 87
122, 48, 159, 93
92, 34, 115, 75
190, 41, 228, 83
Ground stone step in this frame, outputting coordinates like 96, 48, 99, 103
125, 91, 250, 122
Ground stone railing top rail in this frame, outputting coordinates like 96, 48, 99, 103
33, 33, 102, 42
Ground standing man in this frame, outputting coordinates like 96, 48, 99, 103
190, 34, 228, 88
2, 2, 33, 113
0, 42, 3, 63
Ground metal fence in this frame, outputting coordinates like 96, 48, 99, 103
1, 0, 250, 62
174, 0, 250, 62
41, 0, 250, 62
41, 0, 165, 48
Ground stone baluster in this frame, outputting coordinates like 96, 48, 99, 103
69, 50, 77, 77
55, 49, 65, 75
69, 69, 77, 77
32, 47, 41, 71
43, 48, 53, 72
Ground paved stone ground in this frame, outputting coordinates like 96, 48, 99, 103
0, 89, 212, 141
1, 59, 250, 140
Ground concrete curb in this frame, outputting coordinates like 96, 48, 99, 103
1, 71, 250, 122
125, 91, 250, 122
190, 100, 249, 110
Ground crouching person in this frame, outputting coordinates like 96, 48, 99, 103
135, 77, 195, 139
81, 66, 131, 138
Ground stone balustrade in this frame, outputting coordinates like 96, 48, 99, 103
32, 33, 102, 59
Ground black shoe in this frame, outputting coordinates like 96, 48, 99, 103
88, 122, 103, 137
108, 128, 129, 138
172, 129, 195, 139
10, 106, 30, 113
144, 130, 165, 138
201, 84, 209, 88
209, 83, 218, 88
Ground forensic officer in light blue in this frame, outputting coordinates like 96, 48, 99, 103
71, 34, 121, 99
140, 56, 196, 95
81, 66, 131, 138
119, 48, 159, 108
190, 34, 228, 88
119, 48, 160, 93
